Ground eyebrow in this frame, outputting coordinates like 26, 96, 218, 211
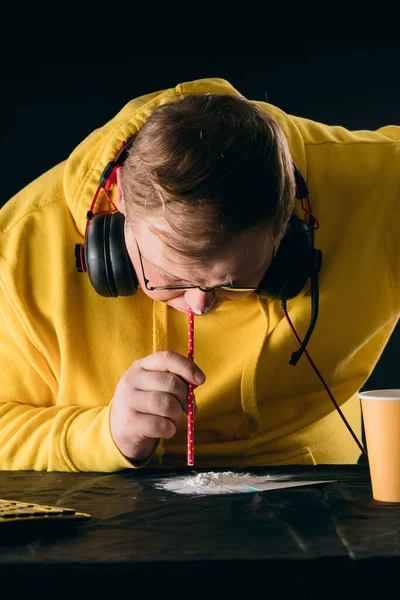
159, 269, 196, 285
141, 253, 197, 284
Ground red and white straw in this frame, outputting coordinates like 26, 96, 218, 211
187, 308, 195, 466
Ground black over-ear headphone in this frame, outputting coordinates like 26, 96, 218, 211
77, 208, 318, 300
75, 159, 321, 302
77, 210, 139, 298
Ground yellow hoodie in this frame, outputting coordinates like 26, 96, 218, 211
0, 77, 399, 471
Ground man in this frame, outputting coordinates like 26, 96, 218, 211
0, 77, 398, 471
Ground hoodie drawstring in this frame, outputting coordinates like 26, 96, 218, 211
238, 297, 270, 438
152, 300, 168, 464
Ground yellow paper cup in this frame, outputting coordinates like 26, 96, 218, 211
359, 389, 400, 502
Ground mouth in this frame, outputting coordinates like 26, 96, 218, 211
191, 296, 217, 315
166, 289, 251, 315
167, 296, 219, 315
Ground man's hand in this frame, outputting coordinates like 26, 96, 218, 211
110, 351, 206, 462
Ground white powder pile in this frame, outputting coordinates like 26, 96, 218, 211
183, 471, 250, 488
154, 470, 277, 495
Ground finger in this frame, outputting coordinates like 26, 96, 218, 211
132, 411, 177, 440
132, 390, 183, 427
133, 369, 188, 399
133, 375, 192, 415
136, 351, 206, 386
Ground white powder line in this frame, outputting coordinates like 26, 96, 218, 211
153, 471, 299, 495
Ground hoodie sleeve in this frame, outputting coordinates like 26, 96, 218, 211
0, 287, 136, 472
377, 126, 400, 283
295, 117, 400, 285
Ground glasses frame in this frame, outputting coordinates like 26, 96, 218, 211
135, 238, 261, 293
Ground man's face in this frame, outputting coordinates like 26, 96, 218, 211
124, 217, 275, 316
117, 172, 276, 315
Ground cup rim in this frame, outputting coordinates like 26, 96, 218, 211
359, 389, 400, 401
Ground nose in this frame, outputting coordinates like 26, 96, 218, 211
184, 288, 215, 315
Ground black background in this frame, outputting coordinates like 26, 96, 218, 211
1, 45, 399, 390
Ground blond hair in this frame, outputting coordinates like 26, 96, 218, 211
121, 93, 295, 259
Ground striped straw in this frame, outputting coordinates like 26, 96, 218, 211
187, 308, 195, 466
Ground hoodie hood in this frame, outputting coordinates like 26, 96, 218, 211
64, 77, 308, 237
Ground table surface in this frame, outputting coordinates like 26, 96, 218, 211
1, 464, 399, 599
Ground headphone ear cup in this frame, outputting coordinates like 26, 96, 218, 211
256, 215, 314, 301
84, 212, 138, 297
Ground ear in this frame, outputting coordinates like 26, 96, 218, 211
116, 167, 125, 215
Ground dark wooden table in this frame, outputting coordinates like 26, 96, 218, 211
1, 464, 399, 599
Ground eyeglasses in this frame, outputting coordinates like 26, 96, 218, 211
135, 238, 262, 293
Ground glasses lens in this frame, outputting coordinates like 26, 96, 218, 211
148, 285, 257, 292
220, 287, 256, 293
